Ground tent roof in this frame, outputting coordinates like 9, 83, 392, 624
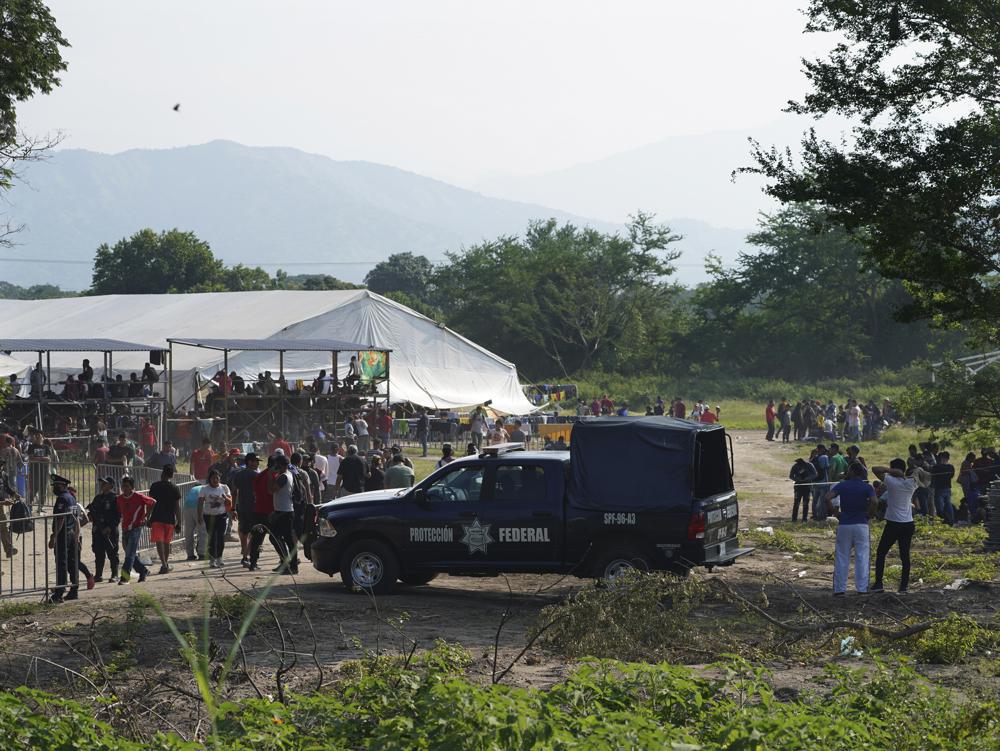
168, 337, 390, 353
0, 338, 160, 352
0, 290, 535, 413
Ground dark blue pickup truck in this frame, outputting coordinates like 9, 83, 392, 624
310, 416, 752, 593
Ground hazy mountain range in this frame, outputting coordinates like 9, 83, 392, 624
1, 139, 765, 291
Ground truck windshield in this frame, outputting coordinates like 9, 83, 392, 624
694, 430, 734, 498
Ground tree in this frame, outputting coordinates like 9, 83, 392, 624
901, 362, 1000, 448
0, 0, 69, 242
364, 253, 435, 301
434, 213, 681, 378
748, 1, 1000, 343
294, 274, 363, 291
690, 205, 958, 378
90, 229, 225, 294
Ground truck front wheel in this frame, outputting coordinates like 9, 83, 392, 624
340, 539, 399, 595
593, 546, 651, 585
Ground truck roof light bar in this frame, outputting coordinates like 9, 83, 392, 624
479, 443, 526, 458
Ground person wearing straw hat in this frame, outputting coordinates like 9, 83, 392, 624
86, 476, 121, 582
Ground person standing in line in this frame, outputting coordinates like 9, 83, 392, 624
824, 463, 876, 596
47, 474, 80, 603
789, 458, 817, 522
247, 457, 276, 571
778, 400, 792, 443
376, 409, 393, 448
384, 454, 415, 488
182, 481, 206, 561
810, 445, 831, 521
0, 457, 21, 558
365, 455, 385, 492
116, 476, 153, 585
469, 407, 486, 449
86, 476, 120, 582
106, 432, 134, 490
198, 469, 232, 569
437, 443, 456, 468
334, 445, 367, 496
190, 438, 217, 482
309, 442, 328, 492
26, 430, 53, 511
232, 453, 261, 568
416, 408, 430, 457
148, 465, 182, 575
871, 460, 918, 593
489, 419, 509, 445
765, 400, 776, 442
354, 414, 370, 452
828, 443, 848, 485
144, 441, 177, 471
267, 454, 298, 575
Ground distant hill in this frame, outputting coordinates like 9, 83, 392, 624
472, 120, 837, 231
1, 140, 755, 290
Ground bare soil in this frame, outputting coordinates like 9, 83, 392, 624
1, 429, 997, 728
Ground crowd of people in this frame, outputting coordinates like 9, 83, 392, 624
8, 359, 162, 401
765, 398, 896, 443
571, 395, 722, 424
0, 426, 438, 602
788, 442, 993, 596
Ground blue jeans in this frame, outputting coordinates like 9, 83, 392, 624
419, 433, 428, 457
934, 488, 955, 525
968, 487, 981, 520
811, 485, 829, 521
834, 523, 870, 594
121, 527, 149, 576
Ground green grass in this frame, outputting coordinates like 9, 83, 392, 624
0, 601, 51, 620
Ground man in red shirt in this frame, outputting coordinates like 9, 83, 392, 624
116, 476, 154, 583
247, 459, 277, 571
700, 408, 719, 425
673, 398, 686, 419
268, 432, 292, 458
376, 410, 393, 446
765, 400, 776, 441
190, 438, 217, 481
599, 395, 614, 415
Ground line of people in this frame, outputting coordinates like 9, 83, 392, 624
766, 398, 896, 443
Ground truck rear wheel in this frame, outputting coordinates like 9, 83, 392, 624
593, 546, 651, 585
399, 572, 438, 586
340, 539, 399, 595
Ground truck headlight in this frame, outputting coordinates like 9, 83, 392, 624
318, 518, 337, 538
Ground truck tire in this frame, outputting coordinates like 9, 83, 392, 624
399, 572, 438, 586
340, 539, 399, 595
592, 546, 651, 586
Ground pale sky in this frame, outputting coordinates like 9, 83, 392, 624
18, 0, 833, 185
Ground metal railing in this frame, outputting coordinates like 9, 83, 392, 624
0, 512, 76, 600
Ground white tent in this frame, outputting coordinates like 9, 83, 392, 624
0, 290, 536, 414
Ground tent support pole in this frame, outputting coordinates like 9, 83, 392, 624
35, 351, 43, 431
224, 349, 229, 446
279, 350, 285, 439
167, 342, 174, 415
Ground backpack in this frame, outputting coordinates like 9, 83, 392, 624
9, 499, 32, 534
292, 468, 310, 506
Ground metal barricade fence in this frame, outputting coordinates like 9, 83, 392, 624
0, 512, 77, 601
2, 466, 197, 599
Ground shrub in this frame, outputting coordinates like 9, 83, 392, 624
912, 613, 981, 664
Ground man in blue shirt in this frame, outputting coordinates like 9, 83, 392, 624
825, 463, 876, 595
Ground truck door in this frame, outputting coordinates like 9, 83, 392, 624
402, 463, 487, 567
479, 463, 561, 568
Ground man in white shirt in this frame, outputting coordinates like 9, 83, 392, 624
870, 459, 917, 593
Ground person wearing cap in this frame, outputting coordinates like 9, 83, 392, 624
86, 476, 121, 582
117, 476, 154, 584
48, 474, 81, 602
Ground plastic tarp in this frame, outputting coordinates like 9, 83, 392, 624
568, 416, 722, 511
0, 290, 536, 414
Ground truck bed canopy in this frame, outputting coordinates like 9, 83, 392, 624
568, 416, 728, 511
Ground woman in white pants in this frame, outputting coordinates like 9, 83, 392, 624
825, 463, 877, 595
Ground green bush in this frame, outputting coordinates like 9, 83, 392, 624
912, 613, 982, 664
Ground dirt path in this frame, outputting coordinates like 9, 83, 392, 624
2, 429, 994, 702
